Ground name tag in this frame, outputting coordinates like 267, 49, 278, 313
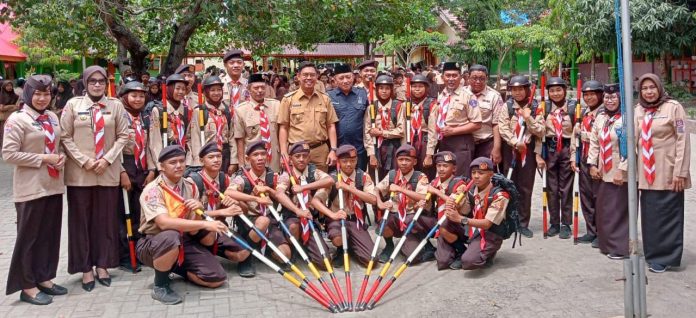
101, 110, 112, 115
77, 111, 90, 115
291, 103, 302, 108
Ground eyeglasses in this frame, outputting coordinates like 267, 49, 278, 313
604, 94, 619, 100
469, 76, 487, 83
87, 79, 107, 86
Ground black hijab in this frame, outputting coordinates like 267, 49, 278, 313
0, 80, 18, 106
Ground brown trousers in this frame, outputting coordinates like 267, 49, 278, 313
473, 138, 494, 161
461, 230, 503, 270
435, 219, 468, 270
118, 155, 147, 265
384, 212, 437, 264
546, 144, 574, 225
67, 186, 120, 274
502, 142, 537, 228
579, 161, 599, 235
326, 217, 374, 266
438, 134, 475, 177
6, 194, 63, 295
284, 216, 332, 270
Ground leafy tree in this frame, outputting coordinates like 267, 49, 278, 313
376, 28, 451, 67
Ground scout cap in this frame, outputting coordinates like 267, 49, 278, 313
175, 64, 194, 75
434, 151, 456, 164
166, 74, 188, 86
289, 141, 311, 155
357, 59, 378, 70
410, 74, 430, 86
118, 81, 147, 97
507, 75, 531, 87
582, 80, 604, 92
198, 141, 222, 158
245, 140, 268, 155
202, 76, 224, 88
336, 145, 358, 159
470, 157, 494, 171
158, 145, 186, 162
604, 83, 620, 94
546, 77, 568, 89
395, 144, 417, 158
223, 49, 244, 62
375, 75, 394, 86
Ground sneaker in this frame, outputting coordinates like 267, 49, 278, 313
519, 227, 533, 238
448, 258, 462, 270
648, 263, 668, 273
591, 237, 599, 248
559, 225, 571, 239
378, 244, 394, 263
420, 249, 436, 263
607, 254, 627, 260
151, 285, 183, 305
577, 234, 596, 244
547, 225, 560, 237
237, 257, 256, 278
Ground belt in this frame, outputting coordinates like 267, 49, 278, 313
475, 137, 493, 145
308, 141, 328, 149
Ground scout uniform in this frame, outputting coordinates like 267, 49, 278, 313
234, 74, 281, 171
278, 68, 339, 172
497, 76, 545, 232
60, 66, 131, 279
364, 75, 404, 179
586, 84, 628, 257
147, 74, 195, 166
543, 77, 576, 237
276, 141, 333, 269
221, 49, 251, 109
394, 82, 406, 101
3, 76, 67, 304
468, 84, 504, 159
634, 74, 691, 272
375, 145, 430, 263
407, 74, 437, 179
314, 145, 376, 266
174, 64, 200, 116
426, 62, 482, 177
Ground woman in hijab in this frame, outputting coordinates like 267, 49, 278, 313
146, 78, 161, 104
634, 73, 691, 273
0, 80, 20, 147
3, 75, 67, 305
53, 81, 74, 114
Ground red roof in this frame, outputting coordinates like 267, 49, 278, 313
0, 13, 27, 62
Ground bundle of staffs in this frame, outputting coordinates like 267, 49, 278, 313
367, 180, 474, 310
336, 160, 354, 311
359, 190, 435, 310
573, 76, 582, 245
157, 181, 336, 312
120, 155, 138, 273
240, 167, 343, 311
540, 76, 549, 239
161, 82, 168, 147
281, 155, 348, 311
196, 171, 337, 312
197, 83, 206, 147
355, 170, 400, 311
506, 83, 537, 179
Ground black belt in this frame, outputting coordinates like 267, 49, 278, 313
308, 141, 328, 149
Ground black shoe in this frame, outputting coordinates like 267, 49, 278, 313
96, 276, 111, 287
547, 225, 560, 237
237, 257, 256, 278
607, 254, 627, 260
577, 234, 596, 244
81, 280, 95, 292
120, 261, 142, 273
591, 237, 599, 248
378, 244, 394, 264
20, 291, 52, 305
519, 227, 533, 238
420, 249, 436, 263
37, 283, 68, 296
332, 252, 345, 268
448, 259, 462, 270
648, 263, 668, 273
559, 225, 571, 239
151, 285, 183, 305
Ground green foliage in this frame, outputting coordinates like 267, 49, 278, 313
377, 28, 451, 66
53, 69, 80, 82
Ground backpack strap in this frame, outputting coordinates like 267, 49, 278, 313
446, 176, 464, 196
306, 164, 317, 184
388, 169, 397, 185
506, 98, 515, 118
188, 173, 206, 200
407, 171, 422, 190
423, 98, 435, 125
390, 100, 402, 126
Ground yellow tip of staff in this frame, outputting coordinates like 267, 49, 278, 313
365, 261, 374, 275
290, 265, 306, 280
324, 259, 334, 274
283, 272, 302, 287
393, 264, 408, 278
308, 263, 322, 278
344, 255, 350, 272
379, 262, 392, 277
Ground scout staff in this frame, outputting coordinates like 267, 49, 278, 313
425, 61, 482, 177
234, 73, 281, 171
634, 73, 691, 273
364, 74, 404, 180
328, 64, 369, 171
278, 62, 339, 172
407, 74, 437, 179
60, 65, 130, 292
3, 75, 67, 305
137, 145, 239, 305
465, 64, 504, 165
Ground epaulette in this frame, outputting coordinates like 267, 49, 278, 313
284, 90, 298, 98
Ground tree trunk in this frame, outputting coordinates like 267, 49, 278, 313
162, 1, 206, 75
364, 41, 370, 58
97, 0, 150, 75
590, 56, 596, 80
495, 51, 508, 90
528, 49, 533, 81
661, 52, 672, 85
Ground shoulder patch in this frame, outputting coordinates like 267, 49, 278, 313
469, 99, 478, 107
676, 118, 685, 133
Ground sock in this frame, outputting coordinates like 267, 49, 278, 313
336, 246, 344, 255
154, 270, 171, 287
385, 237, 394, 249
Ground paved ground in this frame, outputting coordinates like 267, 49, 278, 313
1, 140, 695, 318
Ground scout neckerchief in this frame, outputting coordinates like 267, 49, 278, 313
201, 171, 222, 255
169, 106, 186, 147
344, 173, 365, 229
378, 100, 390, 148
207, 104, 227, 150
255, 102, 272, 162
127, 112, 147, 170
229, 80, 241, 109
92, 102, 106, 159
35, 113, 60, 178
431, 177, 445, 238
436, 93, 451, 140
581, 109, 596, 159
295, 168, 312, 244
395, 170, 409, 231
550, 105, 565, 153
514, 108, 528, 167
600, 113, 621, 173
640, 109, 656, 184
411, 99, 424, 151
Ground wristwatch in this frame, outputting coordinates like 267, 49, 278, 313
460, 217, 469, 226
330, 147, 337, 152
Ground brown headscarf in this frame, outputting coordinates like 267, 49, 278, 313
0, 80, 18, 106
22, 75, 53, 112
637, 73, 670, 109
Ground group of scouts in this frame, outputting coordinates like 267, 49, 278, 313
2, 48, 690, 311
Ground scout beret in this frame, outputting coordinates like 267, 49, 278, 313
604, 83, 620, 94
469, 64, 488, 75
82, 65, 107, 87
297, 61, 316, 73
470, 157, 494, 171
582, 80, 604, 92
357, 59, 378, 70
118, 81, 147, 97
175, 64, 194, 75
410, 74, 430, 86
245, 140, 268, 155
198, 141, 222, 158
223, 49, 244, 62
158, 145, 186, 162
434, 151, 456, 164
202, 76, 224, 88
442, 62, 461, 72
334, 63, 352, 75
248, 73, 265, 84
166, 74, 188, 86
375, 75, 394, 86
395, 144, 417, 158
289, 141, 311, 155
336, 145, 358, 159
546, 77, 568, 89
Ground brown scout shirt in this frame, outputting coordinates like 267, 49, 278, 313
544, 100, 576, 139
314, 170, 375, 214
497, 99, 546, 154
375, 169, 429, 214
190, 101, 237, 167
186, 170, 230, 210
139, 174, 199, 235
276, 165, 332, 207
2, 105, 65, 202
363, 99, 405, 157
147, 103, 196, 167
222, 74, 250, 109
426, 87, 483, 155
469, 182, 508, 226
228, 169, 277, 217
467, 85, 504, 142
277, 89, 338, 145
234, 98, 281, 170
633, 101, 692, 190
122, 111, 157, 171
433, 176, 469, 215
570, 106, 602, 160
587, 112, 628, 183
60, 96, 130, 186
394, 84, 406, 101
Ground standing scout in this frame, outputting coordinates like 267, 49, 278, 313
392, 72, 407, 101
278, 62, 339, 172
312, 145, 377, 267
190, 76, 238, 174
408, 74, 437, 179
3, 75, 67, 305
234, 73, 281, 171
174, 64, 199, 113
328, 64, 369, 171
375, 144, 431, 264
445, 157, 510, 270
60, 66, 130, 291
355, 60, 378, 89
364, 74, 404, 180
497, 75, 545, 238
137, 145, 239, 305
425, 62, 482, 177
274, 141, 335, 269
540, 77, 576, 239
147, 74, 195, 165
572, 80, 604, 246
465, 65, 504, 165
117, 81, 157, 272
221, 49, 250, 109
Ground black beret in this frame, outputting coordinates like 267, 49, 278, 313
434, 151, 456, 164
334, 64, 352, 75
357, 59, 378, 70
442, 62, 461, 72
248, 73, 265, 84
158, 145, 186, 162
336, 145, 358, 158
289, 141, 311, 155
198, 141, 222, 158
470, 157, 494, 171
175, 64, 194, 75
604, 83, 620, 94
223, 49, 244, 62
395, 144, 417, 158
245, 140, 268, 155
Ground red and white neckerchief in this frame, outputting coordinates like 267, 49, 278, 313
411, 102, 423, 147
255, 103, 272, 161
378, 101, 390, 148
129, 114, 147, 170
230, 81, 241, 108
550, 108, 565, 153
436, 94, 451, 140
395, 172, 409, 231
514, 109, 528, 167
431, 177, 445, 238
92, 103, 106, 160
600, 113, 620, 173
37, 114, 60, 178
344, 176, 365, 229
297, 174, 311, 244
252, 173, 269, 250
172, 184, 186, 265
471, 193, 487, 250
207, 105, 227, 150
170, 110, 186, 146
581, 111, 595, 159
641, 109, 657, 185
205, 178, 219, 212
